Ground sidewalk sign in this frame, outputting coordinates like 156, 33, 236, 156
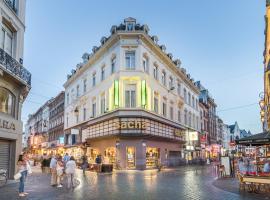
221, 156, 231, 176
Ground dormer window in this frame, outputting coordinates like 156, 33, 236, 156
100, 37, 107, 45
127, 23, 134, 31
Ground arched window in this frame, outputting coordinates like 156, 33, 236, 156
0, 87, 15, 116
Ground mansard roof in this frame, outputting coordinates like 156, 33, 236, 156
64, 18, 200, 92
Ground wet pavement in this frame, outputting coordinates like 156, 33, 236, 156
0, 166, 269, 200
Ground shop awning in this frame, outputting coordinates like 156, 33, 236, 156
235, 131, 270, 146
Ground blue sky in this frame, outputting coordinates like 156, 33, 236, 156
23, 0, 265, 133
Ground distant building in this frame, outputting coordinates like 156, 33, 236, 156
195, 81, 218, 159
26, 99, 52, 154
0, 0, 31, 178
48, 91, 65, 154
216, 117, 224, 146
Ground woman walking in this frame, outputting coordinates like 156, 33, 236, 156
66, 156, 77, 189
17, 155, 28, 197
56, 156, 64, 188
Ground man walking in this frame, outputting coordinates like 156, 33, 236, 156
50, 155, 57, 186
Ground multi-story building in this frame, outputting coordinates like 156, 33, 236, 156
261, 0, 270, 131
0, 0, 31, 178
63, 18, 201, 169
26, 99, 52, 154
216, 117, 224, 145
48, 91, 65, 155
195, 81, 218, 159
199, 101, 209, 158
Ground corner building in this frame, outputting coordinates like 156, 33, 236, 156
64, 18, 200, 169
0, 0, 31, 178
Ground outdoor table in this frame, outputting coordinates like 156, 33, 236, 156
242, 176, 270, 193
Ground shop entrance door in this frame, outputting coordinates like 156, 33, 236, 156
168, 151, 182, 166
146, 147, 160, 168
126, 147, 136, 169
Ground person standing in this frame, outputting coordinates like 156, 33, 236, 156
81, 154, 88, 175
50, 155, 57, 186
66, 156, 77, 188
17, 155, 28, 197
63, 153, 70, 164
56, 156, 64, 188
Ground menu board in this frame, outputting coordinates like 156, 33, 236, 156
221, 156, 231, 176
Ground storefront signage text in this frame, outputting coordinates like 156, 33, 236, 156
174, 129, 185, 137
115, 120, 147, 130
0, 118, 15, 130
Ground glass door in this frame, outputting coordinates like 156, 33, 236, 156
126, 147, 136, 169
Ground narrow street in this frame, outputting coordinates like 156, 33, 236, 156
0, 166, 268, 200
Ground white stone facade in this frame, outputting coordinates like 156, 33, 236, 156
64, 18, 201, 139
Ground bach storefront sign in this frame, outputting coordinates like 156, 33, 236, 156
0, 118, 16, 130
115, 120, 147, 130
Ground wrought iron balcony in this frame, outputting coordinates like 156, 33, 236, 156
4, 0, 17, 13
0, 48, 31, 86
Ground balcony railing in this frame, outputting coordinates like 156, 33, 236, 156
0, 48, 31, 86
4, 0, 17, 13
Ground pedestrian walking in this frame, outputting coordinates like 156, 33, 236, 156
17, 155, 28, 197
81, 154, 88, 175
56, 156, 64, 188
50, 155, 57, 186
66, 156, 77, 188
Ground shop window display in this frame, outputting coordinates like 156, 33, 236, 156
104, 147, 116, 165
146, 147, 160, 168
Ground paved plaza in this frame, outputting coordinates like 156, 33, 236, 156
0, 166, 269, 200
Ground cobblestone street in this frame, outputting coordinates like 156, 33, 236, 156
0, 166, 269, 200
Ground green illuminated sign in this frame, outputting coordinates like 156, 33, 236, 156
141, 80, 147, 107
114, 80, 119, 107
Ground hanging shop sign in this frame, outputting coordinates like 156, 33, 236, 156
186, 131, 198, 141
115, 120, 147, 130
0, 118, 16, 130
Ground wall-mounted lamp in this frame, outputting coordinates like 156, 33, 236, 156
259, 100, 265, 110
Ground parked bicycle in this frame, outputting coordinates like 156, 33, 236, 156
0, 169, 7, 187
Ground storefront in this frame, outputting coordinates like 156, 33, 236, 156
82, 116, 186, 170
0, 115, 23, 178
64, 146, 84, 162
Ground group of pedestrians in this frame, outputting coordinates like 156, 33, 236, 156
50, 153, 77, 189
